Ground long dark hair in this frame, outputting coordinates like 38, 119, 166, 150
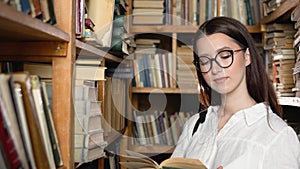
193, 16, 283, 117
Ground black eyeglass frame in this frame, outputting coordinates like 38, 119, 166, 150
193, 48, 246, 73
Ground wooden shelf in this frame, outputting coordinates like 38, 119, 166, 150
261, 0, 298, 24
75, 40, 122, 62
128, 144, 175, 154
130, 25, 261, 34
278, 97, 300, 107
0, 4, 69, 42
132, 87, 198, 94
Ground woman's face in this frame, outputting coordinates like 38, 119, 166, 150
196, 33, 251, 95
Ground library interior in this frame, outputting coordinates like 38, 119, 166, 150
0, 0, 299, 169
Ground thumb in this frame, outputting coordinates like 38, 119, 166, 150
217, 166, 223, 169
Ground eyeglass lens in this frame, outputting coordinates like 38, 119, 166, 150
198, 50, 233, 73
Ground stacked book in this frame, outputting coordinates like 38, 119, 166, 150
132, 0, 166, 25
292, 5, 300, 97
74, 63, 107, 162
264, 23, 296, 97
176, 45, 198, 91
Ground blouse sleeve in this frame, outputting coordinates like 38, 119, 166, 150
262, 126, 300, 169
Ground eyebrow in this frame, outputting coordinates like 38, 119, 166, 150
197, 46, 232, 57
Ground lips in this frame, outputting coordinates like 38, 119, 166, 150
213, 77, 228, 83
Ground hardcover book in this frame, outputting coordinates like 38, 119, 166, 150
120, 150, 207, 169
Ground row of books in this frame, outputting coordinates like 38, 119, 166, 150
263, 22, 296, 97
292, 4, 300, 97
131, 0, 262, 26
3, 0, 56, 25
0, 72, 62, 169
133, 52, 176, 88
132, 110, 196, 146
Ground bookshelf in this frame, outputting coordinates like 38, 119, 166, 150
120, 0, 300, 168
0, 1, 124, 169
261, 0, 300, 107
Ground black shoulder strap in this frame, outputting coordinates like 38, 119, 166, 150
192, 109, 207, 136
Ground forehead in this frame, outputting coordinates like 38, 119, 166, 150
196, 33, 238, 54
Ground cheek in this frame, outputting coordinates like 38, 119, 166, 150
202, 73, 212, 85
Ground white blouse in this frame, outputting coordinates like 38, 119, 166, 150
171, 103, 300, 169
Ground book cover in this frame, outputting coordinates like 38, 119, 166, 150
0, 74, 29, 169
120, 150, 207, 169
75, 65, 107, 81
40, 81, 63, 167
30, 75, 56, 169
13, 82, 37, 169
0, 91, 23, 169
46, 0, 56, 25
74, 129, 105, 148
87, 0, 115, 47
75, 85, 98, 101
74, 142, 106, 162
74, 114, 103, 133
12, 72, 51, 169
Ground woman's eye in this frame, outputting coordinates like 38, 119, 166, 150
219, 54, 231, 59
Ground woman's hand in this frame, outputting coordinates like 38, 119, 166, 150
217, 166, 223, 169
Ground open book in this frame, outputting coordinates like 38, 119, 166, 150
120, 150, 207, 169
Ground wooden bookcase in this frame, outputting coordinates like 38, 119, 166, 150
120, 0, 300, 168
0, 2, 123, 169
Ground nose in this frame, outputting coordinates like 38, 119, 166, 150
211, 60, 223, 74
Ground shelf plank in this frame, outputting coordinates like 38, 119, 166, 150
0, 42, 67, 56
129, 145, 175, 154
261, 0, 298, 24
130, 25, 261, 34
76, 40, 122, 62
0, 3, 69, 42
278, 97, 300, 107
132, 87, 198, 94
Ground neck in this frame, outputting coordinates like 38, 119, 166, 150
219, 91, 256, 117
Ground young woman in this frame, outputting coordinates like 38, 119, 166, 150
171, 17, 300, 169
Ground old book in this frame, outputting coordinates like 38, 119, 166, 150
12, 72, 51, 169
132, 15, 164, 25
75, 65, 106, 81
75, 85, 98, 101
30, 75, 56, 169
40, 81, 63, 167
74, 113, 103, 133
46, 0, 56, 25
75, 58, 102, 66
13, 82, 37, 169
133, 0, 164, 8
29, 0, 43, 19
23, 62, 52, 79
74, 129, 105, 148
0, 74, 29, 169
120, 150, 207, 169
39, 0, 51, 23
74, 142, 106, 162
87, 0, 115, 47
74, 100, 101, 115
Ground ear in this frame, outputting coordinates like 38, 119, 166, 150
244, 48, 251, 66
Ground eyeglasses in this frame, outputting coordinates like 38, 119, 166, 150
193, 48, 246, 73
